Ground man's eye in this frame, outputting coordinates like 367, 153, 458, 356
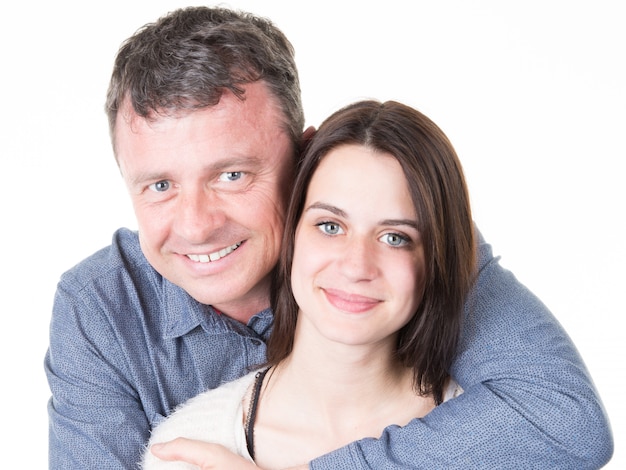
380, 233, 409, 247
317, 222, 343, 235
148, 180, 170, 192
218, 171, 243, 182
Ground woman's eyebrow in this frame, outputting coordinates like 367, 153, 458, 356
304, 202, 347, 218
305, 202, 418, 229
379, 218, 419, 229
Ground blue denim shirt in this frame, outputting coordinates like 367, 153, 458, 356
45, 228, 613, 469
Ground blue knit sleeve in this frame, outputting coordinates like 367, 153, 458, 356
310, 227, 613, 469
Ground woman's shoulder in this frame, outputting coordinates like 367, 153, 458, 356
148, 369, 261, 444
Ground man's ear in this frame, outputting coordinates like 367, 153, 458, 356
301, 126, 316, 149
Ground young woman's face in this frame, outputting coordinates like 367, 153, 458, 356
291, 144, 426, 349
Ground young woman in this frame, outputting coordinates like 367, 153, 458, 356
143, 100, 474, 469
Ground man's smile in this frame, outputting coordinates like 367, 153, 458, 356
186, 242, 242, 263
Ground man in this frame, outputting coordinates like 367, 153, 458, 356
45, 6, 612, 469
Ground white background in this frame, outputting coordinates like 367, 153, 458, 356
1, 1, 623, 467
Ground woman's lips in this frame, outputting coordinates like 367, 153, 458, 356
322, 288, 381, 314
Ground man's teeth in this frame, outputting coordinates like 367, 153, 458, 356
187, 242, 242, 263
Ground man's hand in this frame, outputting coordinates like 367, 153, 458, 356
150, 438, 309, 470
150, 438, 256, 469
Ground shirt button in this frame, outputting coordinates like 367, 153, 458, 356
250, 339, 262, 346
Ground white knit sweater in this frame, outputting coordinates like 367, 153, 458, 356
142, 370, 259, 469
142, 369, 462, 469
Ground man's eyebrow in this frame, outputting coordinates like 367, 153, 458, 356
126, 156, 263, 187
126, 171, 169, 188
204, 155, 264, 172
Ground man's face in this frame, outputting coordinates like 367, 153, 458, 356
115, 82, 294, 321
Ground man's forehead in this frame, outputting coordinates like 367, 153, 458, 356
116, 98, 195, 133
116, 84, 284, 134
113, 87, 293, 166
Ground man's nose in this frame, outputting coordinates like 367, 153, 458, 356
173, 188, 226, 243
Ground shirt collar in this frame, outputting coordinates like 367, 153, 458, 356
161, 278, 213, 338
161, 278, 274, 339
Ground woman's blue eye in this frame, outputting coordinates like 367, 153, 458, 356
381, 233, 408, 247
149, 180, 170, 192
318, 222, 342, 235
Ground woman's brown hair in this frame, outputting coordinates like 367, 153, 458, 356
268, 100, 475, 403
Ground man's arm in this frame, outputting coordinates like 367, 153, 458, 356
310, 228, 613, 469
45, 279, 149, 469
